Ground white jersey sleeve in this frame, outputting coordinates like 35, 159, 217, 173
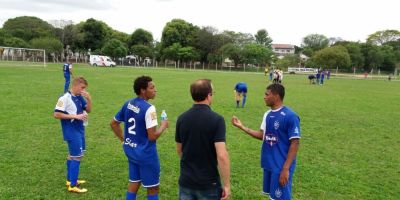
259, 111, 270, 132
145, 105, 158, 129
55, 95, 68, 112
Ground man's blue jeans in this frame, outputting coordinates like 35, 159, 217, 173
179, 185, 222, 200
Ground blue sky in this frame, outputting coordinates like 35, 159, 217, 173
1, 0, 399, 45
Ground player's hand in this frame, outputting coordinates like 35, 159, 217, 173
279, 169, 290, 186
75, 113, 88, 121
161, 119, 169, 130
81, 90, 91, 100
231, 116, 243, 128
221, 186, 231, 200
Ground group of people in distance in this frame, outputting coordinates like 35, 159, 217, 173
54, 62, 301, 200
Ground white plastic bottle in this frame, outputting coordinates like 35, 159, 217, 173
83, 111, 89, 126
161, 110, 167, 121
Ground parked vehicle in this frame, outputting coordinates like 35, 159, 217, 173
89, 55, 116, 67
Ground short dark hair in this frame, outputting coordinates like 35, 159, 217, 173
133, 76, 152, 95
190, 79, 212, 102
267, 83, 285, 100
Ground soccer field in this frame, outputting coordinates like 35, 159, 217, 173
0, 63, 399, 199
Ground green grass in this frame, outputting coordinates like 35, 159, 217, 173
0, 63, 399, 199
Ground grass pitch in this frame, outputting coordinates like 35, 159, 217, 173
0, 63, 399, 199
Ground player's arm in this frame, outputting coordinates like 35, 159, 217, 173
69, 65, 74, 77
54, 111, 86, 121
215, 142, 231, 200
176, 142, 182, 158
147, 119, 168, 141
279, 138, 300, 186
231, 116, 263, 140
110, 119, 124, 142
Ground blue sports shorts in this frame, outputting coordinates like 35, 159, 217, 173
128, 159, 160, 188
67, 138, 84, 157
263, 169, 293, 200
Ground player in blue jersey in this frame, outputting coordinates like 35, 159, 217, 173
234, 82, 248, 108
110, 76, 169, 200
231, 84, 300, 200
54, 76, 92, 193
63, 62, 74, 93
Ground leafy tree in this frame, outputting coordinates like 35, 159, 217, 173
82, 18, 108, 51
31, 37, 63, 54
4, 37, 30, 48
102, 39, 128, 59
2, 16, 54, 42
380, 45, 396, 71
130, 44, 153, 59
129, 28, 153, 47
275, 54, 301, 69
31, 37, 63, 61
178, 46, 198, 62
255, 29, 273, 47
219, 43, 242, 67
335, 42, 364, 68
162, 43, 181, 61
311, 45, 351, 70
161, 19, 199, 49
193, 26, 218, 63
301, 34, 329, 56
367, 30, 400, 45
110, 30, 129, 46
242, 43, 273, 66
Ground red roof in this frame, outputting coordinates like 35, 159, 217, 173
272, 44, 294, 49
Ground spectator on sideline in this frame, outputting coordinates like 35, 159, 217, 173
54, 76, 92, 193
110, 76, 169, 200
232, 83, 300, 200
175, 79, 231, 200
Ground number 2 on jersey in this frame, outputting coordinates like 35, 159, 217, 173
128, 118, 136, 135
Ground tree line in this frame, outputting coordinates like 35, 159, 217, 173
0, 16, 399, 72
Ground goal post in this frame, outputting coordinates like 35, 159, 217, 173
0, 46, 46, 68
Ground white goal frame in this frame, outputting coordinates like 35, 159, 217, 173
0, 46, 46, 68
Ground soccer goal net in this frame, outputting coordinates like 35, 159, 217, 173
0, 46, 46, 67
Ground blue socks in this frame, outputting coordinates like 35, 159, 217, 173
126, 192, 137, 200
69, 160, 80, 187
66, 160, 72, 181
147, 194, 159, 200
242, 95, 247, 107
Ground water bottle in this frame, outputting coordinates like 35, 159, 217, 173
83, 111, 89, 126
161, 110, 167, 121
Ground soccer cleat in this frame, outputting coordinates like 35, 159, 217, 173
66, 180, 86, 187
68, 185, 88, 193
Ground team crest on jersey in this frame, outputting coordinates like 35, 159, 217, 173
127, 102, 140, 113
57, 100, 64, 107
274, 120, 280, 130
265, 134, 278, 146
151, 112, 157, 120
275, 188, 282, 198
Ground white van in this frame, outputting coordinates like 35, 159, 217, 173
89, 55, 116, 67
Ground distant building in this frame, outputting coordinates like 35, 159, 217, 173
272, 44, 295, 59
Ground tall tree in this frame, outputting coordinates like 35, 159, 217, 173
367, 30, 400, 45
101, 39, 128, 59
31, 37, 63, 61
161, 19, 199, 49
82, 18, 108, 52
301, 34, 329, 56
255, 29, 273, 47
129, 28, 153, 47
311, 45, 351, 70
2, 16, 55, 42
